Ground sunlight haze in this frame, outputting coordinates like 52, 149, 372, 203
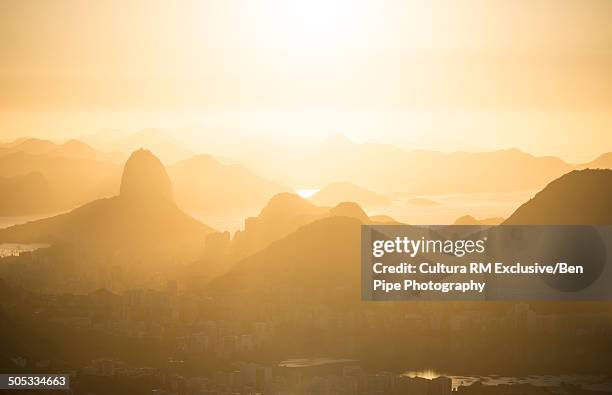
1, 0, 611, 161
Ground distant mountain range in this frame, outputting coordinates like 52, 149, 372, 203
0, 138, 123, 163
1, 133, 611, 222
275, 136, 577, 195
233, 134, 612, 197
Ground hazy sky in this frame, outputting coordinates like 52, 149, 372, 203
1, 0, 611, 161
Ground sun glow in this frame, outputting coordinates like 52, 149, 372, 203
239, 0, 371, 49
296, 189, 320, 199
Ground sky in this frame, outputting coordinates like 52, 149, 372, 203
1, 0, 611, 162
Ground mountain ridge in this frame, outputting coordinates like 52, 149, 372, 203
504, 169, 612, 225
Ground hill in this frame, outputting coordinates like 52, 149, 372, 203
504, 169, 612, 225
167, 154, 288, 212
208, 216, 362, 302
309, 182, 391, 208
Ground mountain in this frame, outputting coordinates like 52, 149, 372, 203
48, 140, 124, 163
167, 154, 288, 212
208, 216, 362, 302
0, 138, 121, 163
504, 169, 612, 225
90, 129, 193, 164
0, 152, 120, 211
454, 215, 504, 225
309, 182, 391, 208
0, 138, 57, 156
577, 153, 612, 170
0, 173, 57, 215
257, 137, 573, 195
228, 193, 327, 261
0, 149, 215, 259
120, 149, 174, 203
0, 138, 24, 148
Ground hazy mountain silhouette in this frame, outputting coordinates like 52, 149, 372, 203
0, 138, 57, 156
0, 152, 120, 211
504, 169, 612, 225
309, 182, 391, 208
0, 172, 57, 215
577, 152, 612, 170
167, 154, 288, 212
328, 201, 371, 223
120, 149, 174, 202
454, 215, 504, 225
0, 149, 214, 259
259, 192, 325, 220
49, 139, 124, 163
0, 138, 122, 163
263, 137, 573, 195
228, 193, 327, 261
